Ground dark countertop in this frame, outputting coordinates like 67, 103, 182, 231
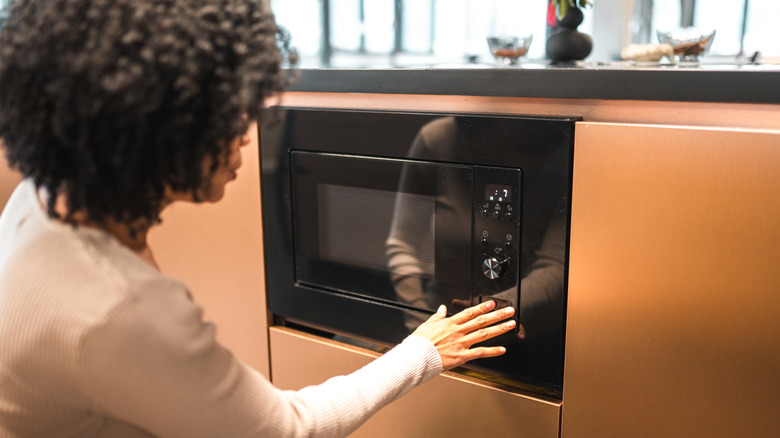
287, 62, 780, 105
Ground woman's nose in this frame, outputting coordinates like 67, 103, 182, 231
240, 131, 251, 147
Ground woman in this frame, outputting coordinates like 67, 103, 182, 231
0, 0, 516, 436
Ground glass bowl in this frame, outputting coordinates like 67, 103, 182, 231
656, 27, 715, 63
487, 35, 533, 65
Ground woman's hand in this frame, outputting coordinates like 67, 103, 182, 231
412, 300, 516, 371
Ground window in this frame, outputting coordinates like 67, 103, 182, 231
639, 0, 779, 59
270, 0, 778, 66
738, 0, 780, 58
271, 0, 557, 66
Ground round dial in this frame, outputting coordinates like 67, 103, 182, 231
482, 256, 508, 280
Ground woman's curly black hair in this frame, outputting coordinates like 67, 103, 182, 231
0, 0, 290, 225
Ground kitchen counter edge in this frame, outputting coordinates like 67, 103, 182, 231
286, 67, 780, 105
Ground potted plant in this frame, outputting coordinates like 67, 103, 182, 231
546, 0, 594, 62
551, 0, 593, 20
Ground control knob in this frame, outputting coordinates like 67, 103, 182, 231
482, 255, 508, 280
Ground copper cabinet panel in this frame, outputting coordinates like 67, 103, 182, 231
270, 326, 561, 438
563, 122, 780, 438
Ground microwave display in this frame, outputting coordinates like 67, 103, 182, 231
260, 108, 576, 398
486, 184, 512, 202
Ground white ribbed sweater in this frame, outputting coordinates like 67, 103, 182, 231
0, 180, 442, 437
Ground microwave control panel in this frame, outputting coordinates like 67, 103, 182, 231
472, 166, 522, 300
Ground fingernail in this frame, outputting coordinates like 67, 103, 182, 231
504, 307, 515, 316
506, 320, 516, 328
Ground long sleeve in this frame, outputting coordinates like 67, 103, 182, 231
280, 335, 441, 437
79, 279, 442, 438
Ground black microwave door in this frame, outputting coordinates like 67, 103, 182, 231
291, 151, 473, 323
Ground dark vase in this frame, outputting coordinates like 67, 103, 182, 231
546, 5, 593, 62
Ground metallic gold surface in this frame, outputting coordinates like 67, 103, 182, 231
270, 326, 561, 438
563, 122, 780, 438
279, 92, 780, 130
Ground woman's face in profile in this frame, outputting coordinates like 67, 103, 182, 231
197, 127, 252, 203
169, 126, 251, 202
165, 122, 253, 205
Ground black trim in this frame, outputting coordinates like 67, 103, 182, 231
260, 108, 579, 399
287, 67, 780, 104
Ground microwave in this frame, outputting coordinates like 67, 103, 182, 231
260, 108, 576, 398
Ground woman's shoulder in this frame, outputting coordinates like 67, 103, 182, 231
0, 185, 193, 341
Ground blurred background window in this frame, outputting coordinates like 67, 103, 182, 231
222, 0, 780, 66
690, 0, 777, 59
270, 0, 558, 66
735, 0, 779, 59
630, 0, 776, 60
0, 0, 776, 65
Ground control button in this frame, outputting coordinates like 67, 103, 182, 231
491, 211, 500, 219
482, 256, 508, 280
503, 212, 513, 221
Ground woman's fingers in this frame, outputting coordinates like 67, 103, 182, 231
449, 299, 497, 325
460, 345, 508, 362
456, 316, 516, 363
412, 299, 517, 371
462, 318, 516, 346
461, 305, 515, 334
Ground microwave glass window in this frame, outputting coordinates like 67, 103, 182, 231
386, 192, 436, 282
316, 183, 435, 278
291, 150, 472, 317
486, 184, 512, 202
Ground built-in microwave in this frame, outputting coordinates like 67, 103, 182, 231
260, 108, 576, 398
